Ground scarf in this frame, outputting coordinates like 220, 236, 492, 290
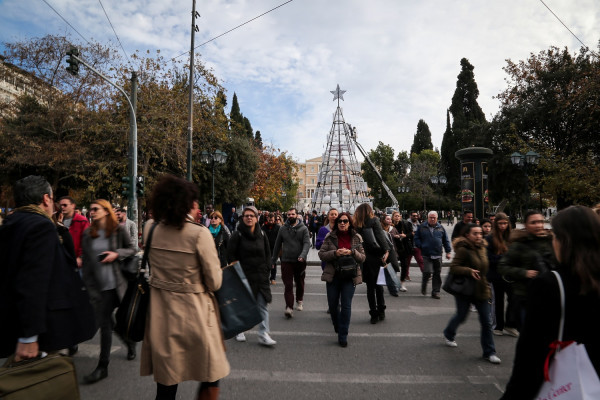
209, 224, 222, 238
16, 205, 53, 222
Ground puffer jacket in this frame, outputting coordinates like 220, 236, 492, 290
318, 229, 365, 286
449, 237, 491, 301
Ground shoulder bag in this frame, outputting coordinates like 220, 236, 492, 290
535, 271, 600, 399
360, 227, 380, 252
114, 222, 157, 342
442, 271, 476, 297
335, 255, 358, 280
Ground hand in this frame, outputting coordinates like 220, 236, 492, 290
101, 251, 119, 263
76, 257, 83, 268
382, 251, 389, 264
15, 341, 39, 362
399, 233, 406, 239
445, 253, 451, 260
525, 270, 539, 278
470, 268, 481, 280
298, 257, 305, 263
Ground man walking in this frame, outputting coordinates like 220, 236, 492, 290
407, 211, 425, 280
116, 207, 138, 251
271, 208, 310, 318
59, 196, 90, 268
451, 210, 473, 240
414, 211, 452, 299
0, 176, 96, 360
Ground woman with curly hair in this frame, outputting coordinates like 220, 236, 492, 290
140, 175, 229, 400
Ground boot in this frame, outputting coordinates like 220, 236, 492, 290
83, 363, 108, 384
369, 310, 379, 324
196, 385, 220, 400
378, 305, 386, 321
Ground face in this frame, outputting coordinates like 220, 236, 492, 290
427, 214, 438, 225
411, 213, 418, 222
41, 192, 54, 216
481, 222, 492, 235
489, 216, 496, 224
116, 210, 125, 221
466, 226, 483, 245
89, 203, 108, 221
210, 215, 221, 227
497, 219, 509, 232
328, 210, 338, 224
464, 213, 473, 223
384, 215, 392, 226
337, 216, 350, 232
190, 201, 200, 219
392, 213, 401, 224
205, 205, 213, 215
242, 212, 257, 227
287, 210, 297, 221
525, 214, 545, 236
59, 199, 75, 217
268, 217, 275, 224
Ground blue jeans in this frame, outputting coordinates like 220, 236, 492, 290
443, 295, 496, 357
256, 292, 270, 337
326, 276, 356, 342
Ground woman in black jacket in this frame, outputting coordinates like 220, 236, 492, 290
209, 211, 229, 267
227, 206, 276, 346
501, 206, 600, 399
353, 203, 390, 324
261, 212, 280, 284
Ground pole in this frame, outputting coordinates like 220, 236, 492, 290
129, 71, 138, 225
186, 0, 197, 181
211, 161, 216, 206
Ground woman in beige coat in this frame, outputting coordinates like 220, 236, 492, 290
141, 175, 229, 400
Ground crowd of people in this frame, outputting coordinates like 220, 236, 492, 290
2, 173, 600, 400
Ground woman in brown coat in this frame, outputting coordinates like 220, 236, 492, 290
443, 223, 500, 364
141, 175, 229, 400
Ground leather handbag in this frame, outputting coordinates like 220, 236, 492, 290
0, 353, 79, 400
114, 222, 157, 342
120, 255, 140, 281
442, 272, 476, 297
335, 255, 358, 280
360, 227, 381, 252
215, 261, 263, 340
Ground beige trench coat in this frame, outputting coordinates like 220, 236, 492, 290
140, 221, 230, 385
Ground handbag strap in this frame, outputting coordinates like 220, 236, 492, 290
551, 270, 566, 342
141, 222, 158, 274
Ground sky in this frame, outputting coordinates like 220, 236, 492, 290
1, 0, 598, 163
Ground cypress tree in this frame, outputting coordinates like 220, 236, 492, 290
410, 119, 433, 155
254, 130, 263, 148
440, 109, 460, 195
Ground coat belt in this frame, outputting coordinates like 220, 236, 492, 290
149, 276, 205, 293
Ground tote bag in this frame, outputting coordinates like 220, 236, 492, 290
535, 271, 600, 400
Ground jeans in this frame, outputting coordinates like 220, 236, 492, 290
444, 296, 496, 357
256, 292, 270, 337
326, 276, 356, 342
281, 261, 306, 309
422, 256, 442, 295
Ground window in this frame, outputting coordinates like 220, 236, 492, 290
311, 179, 315, 184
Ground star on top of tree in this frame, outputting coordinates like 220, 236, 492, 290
330, 84, 346, 101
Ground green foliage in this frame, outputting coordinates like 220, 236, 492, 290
360, 141, 400, 209
409, 119, 433, 155
407, 150, 440, 210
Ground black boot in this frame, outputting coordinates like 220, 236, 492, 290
84, 363, 108, 384
127, 342, 136, 361
369, 310, 378, 324
378, 305, 386, 321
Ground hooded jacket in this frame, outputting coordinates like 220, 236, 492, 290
271, 217, 310, 264
450, 237, 491, 301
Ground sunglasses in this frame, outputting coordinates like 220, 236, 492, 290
338, 219, 349, 224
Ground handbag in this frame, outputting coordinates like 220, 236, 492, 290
535, 271, 600, 400
120, 255, 140, 281
376, 266, 386, 285
214, 261, 264, 340
0, 353, 79, 400
442, 272, 476, 297
385, 263, 401, 291
114, 222, 157, 342
361, 227, 381, 252
336, 255, 358, 280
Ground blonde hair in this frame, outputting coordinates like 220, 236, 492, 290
210, 211, 225, 228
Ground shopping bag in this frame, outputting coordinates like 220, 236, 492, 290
385, 263, 401, 291
376, 266, 386, 285
215, 261, 263, 339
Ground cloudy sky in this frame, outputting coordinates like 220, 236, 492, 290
1, 0, 598, 162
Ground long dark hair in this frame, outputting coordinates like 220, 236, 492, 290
551, 206, 600, 295
491, 212, 511, 255
353, 203, 373, 229
149, 175, 199, 229
333, 212, 355, 236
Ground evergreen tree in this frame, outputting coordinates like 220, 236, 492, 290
230, 92, 243, 125
254, 130, 263, 148
410, 119, 433, 155
440, 109, 459, 196
243, 116, 253, 139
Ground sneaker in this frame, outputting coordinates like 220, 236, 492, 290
285, 307, 293, 318
504, 327, 520, 337
235, 333, 246, 342
444, 338, 458, 347
296, 301, 303, 311
493, 329, 504, 336
431, 293, 441, 299
485, 354, 501, 364
470, 304, 477, 312
399, 285, 407, 292
421, 288, 427, 296
258, 333, 277, 346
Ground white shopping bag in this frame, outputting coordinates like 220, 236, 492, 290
376, 267, 386, 285
536, 341, 600, 400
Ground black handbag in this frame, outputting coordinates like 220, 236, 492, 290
120, 255, 140, 281
360, 227, 380, 251
114, 222, 157, 342
214, 261, 263, 340
336, 255, 358, 280
442, 272, 476, 297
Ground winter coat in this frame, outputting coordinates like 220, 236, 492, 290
140, 221, 229, 386
393, 219, 412, 257
356, 217, 390, 284
212, 226, 230, 267
449, 237, 491, 301
271, 218, 310, 264
498, 229, 556, 299
68, 213, 90, 259
227, 222, 272, 303
318, 229, 365, 286
414, 221, 451, 258
485, 233, 509, 282
261, 223, 280, 253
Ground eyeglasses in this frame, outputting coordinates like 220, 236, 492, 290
243, 214, 256, 219
338, 219, 349, 224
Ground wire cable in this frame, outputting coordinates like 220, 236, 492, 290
172, 0, 294, 60
98, 0, 134, 68
41, 0, 93, 46
538, 0, 590, 50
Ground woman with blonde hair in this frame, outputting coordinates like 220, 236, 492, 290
209, 210, 229, 267
81, 199, 137, 384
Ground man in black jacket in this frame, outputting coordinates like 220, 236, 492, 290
0, 175, 96, 360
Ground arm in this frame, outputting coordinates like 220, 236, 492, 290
299, 226, 311, 261
197, 228, 223, 292
498, 243, 531, 280
226, 231, 239, 264
449, 247, 475, 276
414, 225, 422, 249
315, 226, 328, 250
271, 230, 283, 265
318, 234, 337, 262
442, 228, 452, 257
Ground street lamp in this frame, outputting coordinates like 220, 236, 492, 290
397, 186, 410, 214
430, 175, 447, 214
510, 150, 541, 211
200, 149, 228, 206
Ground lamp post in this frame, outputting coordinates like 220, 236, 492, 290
200, 149, 228, 206
510, 151, 540, 211
397, 186, 410, 214
430, 175, 447, 214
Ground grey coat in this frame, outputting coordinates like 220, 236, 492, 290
271, 218, 311, 264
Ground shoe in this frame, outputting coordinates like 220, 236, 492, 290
235, 333, 247, 342
406, 277, 411, 282
338, 340, 348, 348
504, 327, 520, 337
326, 308, 331, 314
421, 288, 426, 296
444, 338, 458, 347
390, 292, 399, 297
285, 307, 293, 318
296, 301, 303, 311
493, 329, 504, 336
83, 366, 108, 384
258, 333, 277, 346
270, 280, 276, 285
485, 354, 501, 364
432, 293, 441, 299
470, 304, 477, 312
378, 310, 385, 321
369, 310, 378, 324
399, 285, 407, 292
126, 343, 136, 360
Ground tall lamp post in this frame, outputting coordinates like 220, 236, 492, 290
430, 175, 447, 214
397, 186, 410, 214
200, 149, 228, 206
510, 151, 540, 211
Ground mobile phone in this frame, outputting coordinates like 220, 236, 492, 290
97, 253, 108, 262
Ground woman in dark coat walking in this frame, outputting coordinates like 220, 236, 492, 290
261, 213, 281, 284
353, 203, 390, 324
209, 210, 230, 268
227, 206, 276, 346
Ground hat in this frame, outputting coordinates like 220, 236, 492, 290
243, 206, 259, 217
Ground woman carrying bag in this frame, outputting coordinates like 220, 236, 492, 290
318, 212, 365, 347
442, 223, 501, 364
